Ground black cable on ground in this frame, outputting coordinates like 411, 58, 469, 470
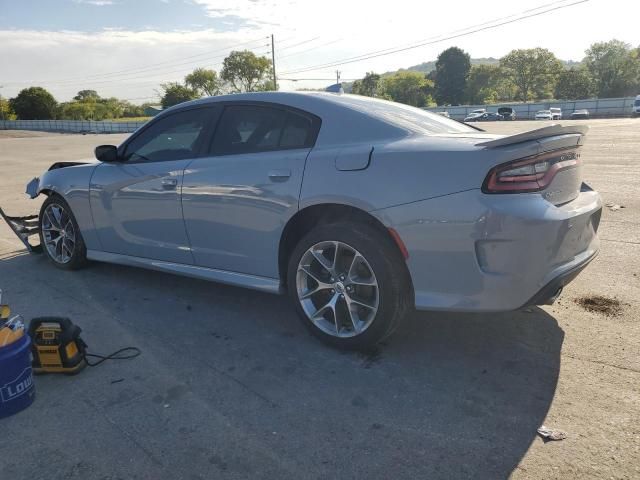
84, 347, 141, 367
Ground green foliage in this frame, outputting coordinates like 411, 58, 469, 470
160, 82, 199, 109
380, 71, 434, 107
555, 67, 593, 100
434, 47, 471, 105
465, 65, 499, 104
185, 68, 222, 97
500, 48, 563, 101
73, 90, 100, 102
53, 91, 149, 120
9, 87, 58, 119
584, 40, 640, 98
0, 96, 15, 120
221, 50, 273, 92
352, 72, 381, 97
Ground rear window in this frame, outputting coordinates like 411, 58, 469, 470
340, 96, 475, 134
635, 99, 640, 106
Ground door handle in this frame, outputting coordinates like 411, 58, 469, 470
161, 178, 178, 189
268, 169, 291, 181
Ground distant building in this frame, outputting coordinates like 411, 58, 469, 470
143, 105, 163, 117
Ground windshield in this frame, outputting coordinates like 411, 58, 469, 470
635, 99, 640, 106
340, 95, 475, 134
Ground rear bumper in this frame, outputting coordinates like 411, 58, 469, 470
522, 248, 597, 307
373, 185, 602, 312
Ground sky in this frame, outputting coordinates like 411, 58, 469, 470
0, 0, 638, 103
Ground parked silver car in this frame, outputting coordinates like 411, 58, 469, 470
15, 92, 602, 349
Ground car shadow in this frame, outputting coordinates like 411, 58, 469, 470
1, 252, 563, 479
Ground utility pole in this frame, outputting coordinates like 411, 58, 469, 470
336, 70, 341, 84
271, 34, 277, 91
0, 85, 4, 121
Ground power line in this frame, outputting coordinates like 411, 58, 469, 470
280, 0, 589, 75
277, 39, 343, 61
10, 44, 270, 88
276, 36, 321, 53
7, 36, 269, 85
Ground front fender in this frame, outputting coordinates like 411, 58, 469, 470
25, 161, 101, 250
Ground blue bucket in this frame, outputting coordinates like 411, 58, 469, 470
0, 333, 35, 419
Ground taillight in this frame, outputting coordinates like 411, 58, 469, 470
482, 147, 581, 194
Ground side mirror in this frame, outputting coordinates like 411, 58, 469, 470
95, 145, 119, 163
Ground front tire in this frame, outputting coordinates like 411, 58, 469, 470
287, 222, 410, 350
39, 195, 87, 270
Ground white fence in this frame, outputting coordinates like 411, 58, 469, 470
425, 96, 638, 120
0, 119, 147, 133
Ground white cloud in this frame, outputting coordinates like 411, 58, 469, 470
1, 0, 638, 102
73, 0, 117, 5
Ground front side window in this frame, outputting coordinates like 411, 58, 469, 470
212, 105, 315, 155
123, 108, 214, 162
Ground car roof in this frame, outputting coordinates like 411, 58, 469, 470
162, 91, 475, 144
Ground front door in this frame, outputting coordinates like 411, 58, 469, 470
90, 106, 219, 263
182, 103, 319, 278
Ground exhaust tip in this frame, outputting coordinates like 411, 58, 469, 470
545, 287, 563, 305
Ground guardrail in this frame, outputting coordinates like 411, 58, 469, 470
425, 96, 638, 120
0, 119, 147, 133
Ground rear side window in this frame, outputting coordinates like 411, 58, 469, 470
123, 108, 214, 162
212, 105, 315, 155
281, 113, 314, 148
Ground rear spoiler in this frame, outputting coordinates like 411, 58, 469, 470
477, 124, 588, 148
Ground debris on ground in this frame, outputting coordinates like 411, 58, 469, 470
575, 295, 623, 316
537, 425, 567, 441
605, 202, 625, 212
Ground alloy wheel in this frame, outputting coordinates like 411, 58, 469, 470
296, 240, 379, 338
42, 203, 76, 264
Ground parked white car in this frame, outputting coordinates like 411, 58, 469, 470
535, 110, 554, 120
633, 95, 640, 117
550, 107, 562, 120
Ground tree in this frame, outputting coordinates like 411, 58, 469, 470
555, 67, 593, 99
500, 48, 563, 101
380, 71, 434, 107
159, 82, 199, 109
221, 50, 272, 93
74, 90, 100, 102
465, 64, 501, 104
9, 87, 58, 119
352, 72, 381, 97
434, 47, 471, 105
185, 68, 222, 97
0, 96, 15, 120
584, 40, 640, 98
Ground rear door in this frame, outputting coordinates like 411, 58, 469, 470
182, 103, 320, 278
90, 106, 219, 263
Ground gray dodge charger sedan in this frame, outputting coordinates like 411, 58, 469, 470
16, 92, 602, 349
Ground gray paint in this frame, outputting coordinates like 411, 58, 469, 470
28, 91, 602, 311
182, 147, 311, 278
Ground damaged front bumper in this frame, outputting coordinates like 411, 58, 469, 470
0, 207, 42, 253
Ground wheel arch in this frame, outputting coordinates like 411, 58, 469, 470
278, 203, 412, 292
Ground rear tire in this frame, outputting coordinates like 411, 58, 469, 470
39, 195, 88, 270
287, 222, 411, 350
